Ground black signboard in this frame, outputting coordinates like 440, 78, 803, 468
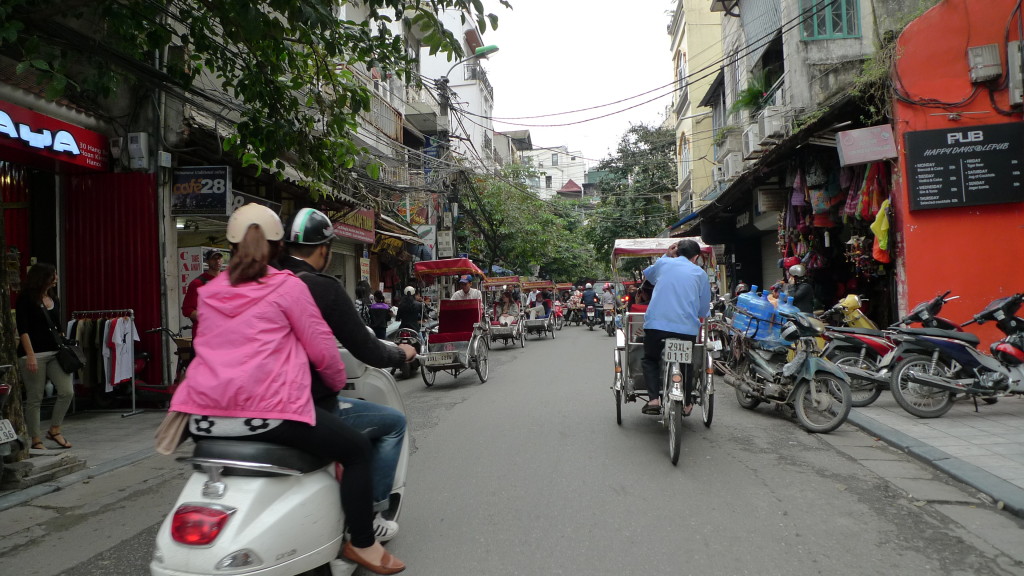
905, 122, 1024, 211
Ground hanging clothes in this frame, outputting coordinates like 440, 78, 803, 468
111, 316, 140, 385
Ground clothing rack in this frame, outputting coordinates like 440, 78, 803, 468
71, 308, 140, 418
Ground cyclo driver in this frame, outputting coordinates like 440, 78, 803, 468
640, 239, 711, 416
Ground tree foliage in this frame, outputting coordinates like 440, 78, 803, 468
456, 165, 601, 281
0, 0, 511, 189
584, 123, 677, 265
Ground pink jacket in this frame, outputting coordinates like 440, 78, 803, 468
170, 268, 346, 425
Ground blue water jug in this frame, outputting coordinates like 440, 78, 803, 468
747, 291, 775, 340
766, 295, 801, 347
732, 284, 760, 335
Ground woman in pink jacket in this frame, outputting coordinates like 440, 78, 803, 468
170, 204, 405, 575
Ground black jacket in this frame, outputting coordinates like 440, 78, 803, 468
277, 257, 406, 408
788, 281, 815, 314
396, 297, 423, 330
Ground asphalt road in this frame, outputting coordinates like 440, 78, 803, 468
5, 322, 1023, 575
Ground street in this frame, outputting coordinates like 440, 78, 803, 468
3, 324, 1024, 575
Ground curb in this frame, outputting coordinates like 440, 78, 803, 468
0, 447, 156, 513
847, 409, 1024, 519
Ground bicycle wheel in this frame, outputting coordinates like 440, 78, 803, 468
699, 349, 714, 427
668, 399, 683, 465
614, 375, 623, 426
792, 374, 851, 433
420, 364, 435, 387
829, 351, 883, 407
475, 340, 489, 383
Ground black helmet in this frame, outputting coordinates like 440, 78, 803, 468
286, 208, 335, 245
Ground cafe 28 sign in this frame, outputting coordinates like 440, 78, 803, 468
0, 100, 109, 171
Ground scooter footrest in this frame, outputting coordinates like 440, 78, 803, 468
193, 439, 332, 476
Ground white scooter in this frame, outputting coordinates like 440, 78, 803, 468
150, 346, 409, 576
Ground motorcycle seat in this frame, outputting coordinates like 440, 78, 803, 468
828, 326, 884, 336
898, 327, 980, 346
193, 439, 333, 477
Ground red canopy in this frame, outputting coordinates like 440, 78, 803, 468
414, 258, 486, 282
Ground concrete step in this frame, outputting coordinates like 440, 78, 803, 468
1, 450, 87, 490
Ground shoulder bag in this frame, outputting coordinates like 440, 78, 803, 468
43, 305, 87, 374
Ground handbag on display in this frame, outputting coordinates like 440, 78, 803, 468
43, 305, 87, 374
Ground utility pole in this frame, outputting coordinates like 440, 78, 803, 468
433, 45, 499, 260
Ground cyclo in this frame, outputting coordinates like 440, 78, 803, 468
522, 280, 557, 340
481, 275, 526, 348
610, 238, 717, 465
413, 258, 489, 387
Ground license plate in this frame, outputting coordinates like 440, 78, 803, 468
425, 352, 455, 366
662, 339, 693, 364
0, 419, 15, 443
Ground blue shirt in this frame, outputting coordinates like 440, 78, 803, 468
642, 256, 712, 336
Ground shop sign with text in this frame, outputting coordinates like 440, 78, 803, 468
0, 99, 109, 171
171, 166, 232, 215
334, 208, 375, 243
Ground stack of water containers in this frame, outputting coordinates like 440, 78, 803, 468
731, 286, 799, 349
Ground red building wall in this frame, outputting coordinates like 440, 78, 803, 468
893, 0, 1024, 346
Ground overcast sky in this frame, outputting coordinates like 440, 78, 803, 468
480, 1, 678, 166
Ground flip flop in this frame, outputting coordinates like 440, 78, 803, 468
31, 441, 46, 450
682, 404, 694, 417
46, 431, 72, 449
642, 402, 662, 415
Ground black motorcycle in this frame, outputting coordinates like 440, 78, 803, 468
393, 327, 424, 379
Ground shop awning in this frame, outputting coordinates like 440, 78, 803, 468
376, 229, 424, 245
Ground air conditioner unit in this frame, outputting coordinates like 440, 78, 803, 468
757, 106, 786, 144
723, 153, 742, 179
742, 125, 761, 160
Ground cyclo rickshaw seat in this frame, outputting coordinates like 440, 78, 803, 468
430, 299, 482, 344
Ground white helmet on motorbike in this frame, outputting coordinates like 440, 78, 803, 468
585, 283, 593, 289
404, 286, 416, 296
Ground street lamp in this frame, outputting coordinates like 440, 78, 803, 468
434, 45, 498, 259
435, 45, 499, 149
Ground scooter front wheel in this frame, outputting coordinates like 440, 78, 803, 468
792, 374, 851, 433
890, 355, 955, 418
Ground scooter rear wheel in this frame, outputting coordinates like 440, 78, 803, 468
890, 355, 955, 418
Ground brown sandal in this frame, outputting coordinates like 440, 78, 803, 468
31, 441, 46, 450
46, 430, 72, 449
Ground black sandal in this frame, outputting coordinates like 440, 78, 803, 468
46, 430, 72, 449
642, 402, 662, 415
31, 441, 46, 450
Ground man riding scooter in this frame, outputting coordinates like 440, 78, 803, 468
599, 282, 617, 329
279, 208, 417, 543
582, 283, 599, 326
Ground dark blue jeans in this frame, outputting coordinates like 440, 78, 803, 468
336, 397, 406, 513
642, 329, 697, 402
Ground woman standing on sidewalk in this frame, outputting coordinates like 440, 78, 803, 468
16, 263, 74, 450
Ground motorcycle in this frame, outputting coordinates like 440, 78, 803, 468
553, 301, 565, 331
392, 327, 423, 380
0, 365, 23, 483
586, 304, 597, 331
151, 346, 409, 576
603, 304, 615, 337
888, 292, 1024, 418
819, 295, 897, 407
714, 310, 853, 433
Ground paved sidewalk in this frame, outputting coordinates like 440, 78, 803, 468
0, 408, 165, 511
2, 395, 1024, 519
849, 393, 1024, 517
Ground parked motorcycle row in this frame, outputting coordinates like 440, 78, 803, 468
708, 289, 1024, 435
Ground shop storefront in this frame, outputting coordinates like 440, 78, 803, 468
0, 97, 163, 403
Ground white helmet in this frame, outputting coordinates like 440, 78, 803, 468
585, 283, 593, 289
227, 204, 284, 243
788, 264, 807, 278
404, 286, 416, 296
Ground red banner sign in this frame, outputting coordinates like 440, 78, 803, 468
333, 208, 375, 243
0, 100, 109, 171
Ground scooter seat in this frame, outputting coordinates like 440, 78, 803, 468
828, 326, 884, 337
898, 327, 981, 346
193, 439, 333, 477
